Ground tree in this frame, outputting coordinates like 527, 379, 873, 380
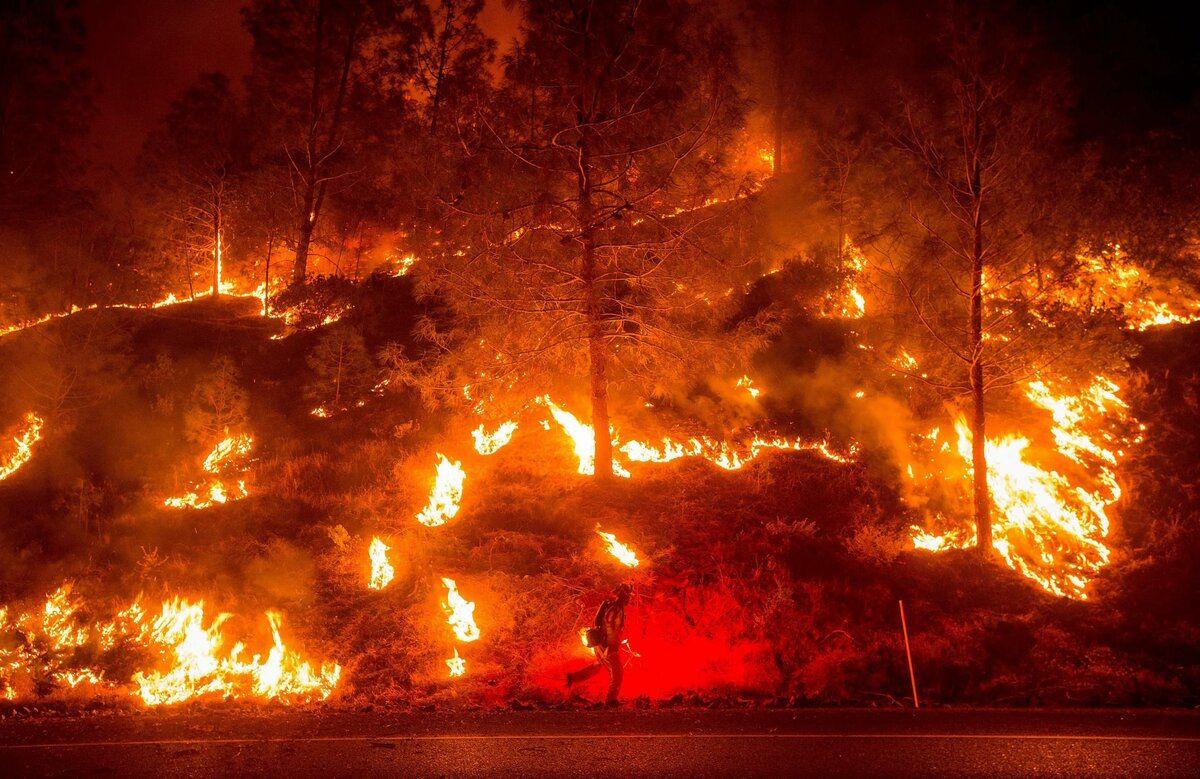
139, 73, 245, 299
243, 0, 424, 284
413, 0, 493, 136
871, 9, 1081, 551
0, 0, 95, 322
0, 0, 91, 222
305, 324, 373, 410
418, 0, 759, 478
184, 357, 249, 444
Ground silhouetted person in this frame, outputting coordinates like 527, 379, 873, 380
567, 583, 631, 705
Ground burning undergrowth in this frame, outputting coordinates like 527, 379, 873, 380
0, 291, 1197, 711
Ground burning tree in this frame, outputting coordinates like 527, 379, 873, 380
412, 0, 493, 136
139, 73, 246, 300
415, 0, 763, 478
866, 12, 1106, 552
244, 0, 424, 284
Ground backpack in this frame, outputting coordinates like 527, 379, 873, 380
582, 626, 605, 648
583, 600, 612, 647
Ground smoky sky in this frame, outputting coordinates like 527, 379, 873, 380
76, 0, 1197, 176
79, 0, 522, 175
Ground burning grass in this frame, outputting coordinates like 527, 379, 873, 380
1, 585, 339, 705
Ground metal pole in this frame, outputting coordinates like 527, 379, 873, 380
899, 599, 919, 709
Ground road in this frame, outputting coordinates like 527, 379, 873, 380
1, 707, 1197, 777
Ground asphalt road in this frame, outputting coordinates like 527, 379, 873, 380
1, 708, 1197, 777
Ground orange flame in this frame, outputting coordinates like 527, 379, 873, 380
1, 586, 339, 704
908, 377, 1136, 598
445, 647, 466, 677
596, 526, 640, 568
368, 537, 395, 590
416, 454, 466, 527
0, 412, 43, 482
440, 577, 479, 642
737, 375, 762, 398
164, 433, 254, 510
539, 396, 631, 477
472, 421, 517, 455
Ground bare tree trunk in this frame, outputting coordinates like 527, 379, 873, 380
967, 76, 991, 551
576, 7, 612, 479
212, 201, 222, 299
771, 0, 786, 176
293, 191, 317, 284
263, 234, 274, 314
291, 0, 362, 286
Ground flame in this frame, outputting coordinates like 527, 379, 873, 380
368, 537, 395, 590
1043, 244, 1200, 330
539, 396, 632, 478
134, 601, 340, 706
620, 433, 856, 470
440, 577, 479, 642
445, 647, 466, 677
596, 526, 640, 567
820, 241, 868, 319
388, 254, 418, 276
164, 434, 254, 510
1, 586, 339, 704
909, 377, 1136, 599
472, 421, 517, 455
0, 412, 44, 482
416, 454, 466, 527
737, 375, 762, 398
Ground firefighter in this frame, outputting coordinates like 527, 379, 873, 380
566, 583, 632, 705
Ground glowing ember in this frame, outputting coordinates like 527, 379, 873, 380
440, 577, 479, 642
909, 377, 1136, 598
415, 454, 466, 527
596, 526, 640, 568
164, 434, 254, 510
1, 586, 339, 704
0, 412, 44, 482
368, 537, 395, 590
472, 421, 518, 455
445, 647, 466, 677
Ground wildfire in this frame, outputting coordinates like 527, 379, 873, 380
1043, 244, 1200, 331
1, 586, 339, 704
445, 647, 466, 677
368, 537, 395, 590
440, 578, 479, 642
134, 601, 340, 706
164, 433, 254, 510
908, 377, 1136, 598
821, 240, 868, 319
620, 433, 856, 470
596, 526, 640, 568
737, 375, 762, 398
389, 254, 418, 276
0, 412, 44, 482
472, 421, 518, 455
415, 454, 466, 527
540, 396, 632, 477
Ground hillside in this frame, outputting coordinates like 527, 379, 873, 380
1, 286, 1197, 711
